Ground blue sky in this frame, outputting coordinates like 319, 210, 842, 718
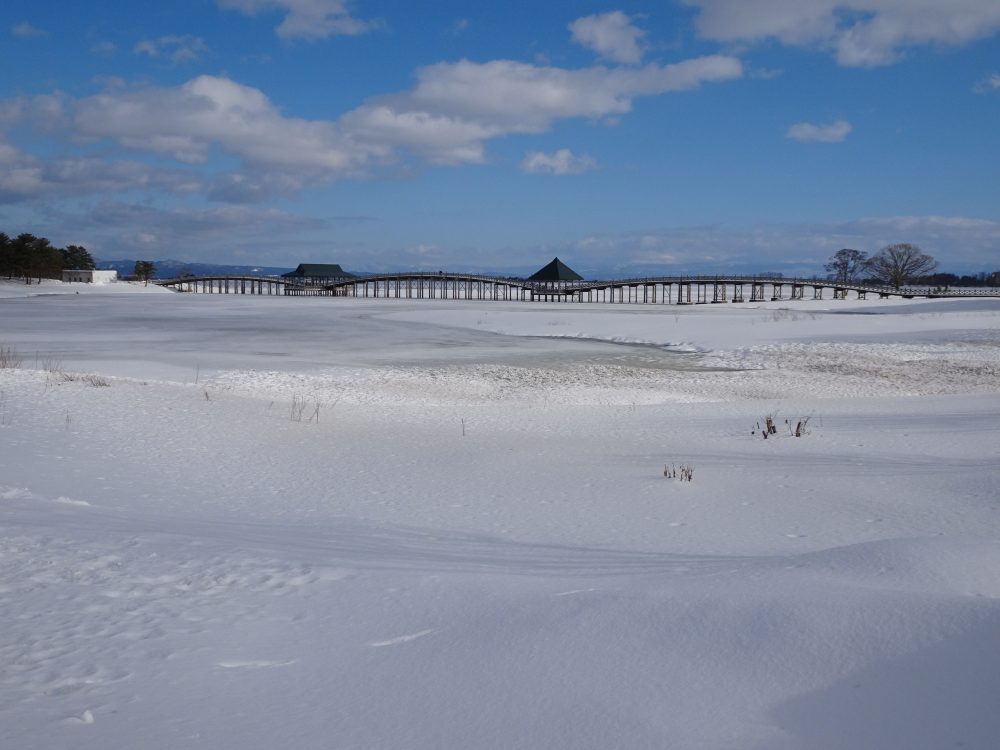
2, 1, 999, 276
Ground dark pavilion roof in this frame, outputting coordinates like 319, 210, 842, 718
282, 263, 355, 279
527, 257, 583, 282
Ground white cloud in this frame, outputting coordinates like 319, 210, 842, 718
217, 0, 377, 40
11, 22, 46, 39
681, 0, 1000, 67
570, 11, 646, 65
853, 214, 1000, 243
337, 55, 739, 165
0, 137, 200, 202
397, 55, 741, 131
0, 93, 67, 131
339, 104, 497, 165
521, 149, 596, 175
786, 118, 852, 142
73, 76, 369, 172
974, 72, 1000, 93
1, 45, 740, 200
134, 35, 208, 64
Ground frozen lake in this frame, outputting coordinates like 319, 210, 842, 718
1, 294, 711, 377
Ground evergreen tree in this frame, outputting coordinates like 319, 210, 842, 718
0, 233, 11, 279
133, 260, 156, 284
62, 244, 96, 270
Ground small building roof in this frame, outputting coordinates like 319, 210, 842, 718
282, 263, 355, 279
527, 257, 583, 282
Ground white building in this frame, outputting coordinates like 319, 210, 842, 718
62, 270, 118, 284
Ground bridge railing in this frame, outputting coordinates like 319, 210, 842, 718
155, 274, 1000, 298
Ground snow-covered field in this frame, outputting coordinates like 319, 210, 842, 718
2, 280, 999, 749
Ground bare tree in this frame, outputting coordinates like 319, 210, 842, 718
825, 248, 869, 283
866, 244, 938, 287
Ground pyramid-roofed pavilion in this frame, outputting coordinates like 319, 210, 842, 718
281, 263, 355, 280
527, 257, 583, 282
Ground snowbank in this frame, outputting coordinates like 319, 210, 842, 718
0, 278, 171, 299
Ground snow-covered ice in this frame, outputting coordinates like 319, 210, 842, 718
2, 281, 999, 749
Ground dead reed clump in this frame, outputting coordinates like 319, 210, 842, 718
751, 414, 779, 438
751, 413, 811, 438
55, 371, 111, 387
290, 395, 323, 423
0, 345, 22, 369
664, 463, 695, 482
786, 416, 811, 437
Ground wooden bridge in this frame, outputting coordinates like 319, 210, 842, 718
156, 272, 1000, 303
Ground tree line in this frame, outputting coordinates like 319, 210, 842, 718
0, 232, 97, 284
826, 243, 998, 288
3, 231, 996, 289
0, 231, 161, 284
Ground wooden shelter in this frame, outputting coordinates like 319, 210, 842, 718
281, 264, 355, 284
527, 257, 583, 288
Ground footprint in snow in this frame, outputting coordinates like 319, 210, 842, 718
368, 629, 436, 648
554, 588, 597, 597
64, 710, 95, 725
46, 681, 91, 697
54, 496, 91, 506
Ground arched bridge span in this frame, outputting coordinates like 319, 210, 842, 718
156, 273, 1000, 303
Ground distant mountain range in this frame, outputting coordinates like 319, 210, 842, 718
96, 259, 295, 279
